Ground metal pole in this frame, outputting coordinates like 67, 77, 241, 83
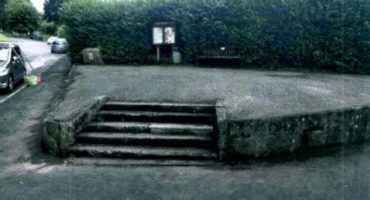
156, 46, 160, 62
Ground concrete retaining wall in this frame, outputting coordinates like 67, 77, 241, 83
220, 105, 370, 159
43, 96, 370, 161
42, 96, 108, 156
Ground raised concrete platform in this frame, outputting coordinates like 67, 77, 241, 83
44, 65, 370, 160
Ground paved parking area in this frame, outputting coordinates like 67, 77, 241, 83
55, 65, 370, 120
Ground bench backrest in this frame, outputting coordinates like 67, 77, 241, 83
198, 45, 244, 57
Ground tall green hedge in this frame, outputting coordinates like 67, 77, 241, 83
61, 0, 370, 73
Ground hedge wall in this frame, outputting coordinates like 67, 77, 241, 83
61, 0, 370, 73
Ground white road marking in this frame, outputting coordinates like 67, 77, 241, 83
0, 54, 65, 104
0, 84, 27, 104
0, 39, 65, 105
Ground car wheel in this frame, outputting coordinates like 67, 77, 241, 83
7, 76, 14, 93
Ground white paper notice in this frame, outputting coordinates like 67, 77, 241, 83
153, 27, 163, 45
164, 27, 175, 44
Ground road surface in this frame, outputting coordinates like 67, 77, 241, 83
13, 38, 64, 74
0, 38, 70, 169
0, 38, 65, 103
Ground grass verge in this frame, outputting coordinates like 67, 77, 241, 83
0, 33, 10, 42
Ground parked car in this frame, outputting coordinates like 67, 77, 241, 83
51, 38, 69, 54
0, 42, 26, 92
47, 36, 58, 45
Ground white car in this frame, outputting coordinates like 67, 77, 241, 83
47, 36, 58, 45
51, 38, 69, 54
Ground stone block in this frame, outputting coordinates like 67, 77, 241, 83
81, 48, 104, 64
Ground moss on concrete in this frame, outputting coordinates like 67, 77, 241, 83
225, 106, 370, 158
43, 96, 108, 157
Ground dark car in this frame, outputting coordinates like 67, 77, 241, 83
51, 38, 69, 54
0, 43, 26, 92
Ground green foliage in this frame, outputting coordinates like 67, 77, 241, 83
40, 21, 57, 34
0, 33, 9, 42
61, 0, 370, 73
61, 0, 152, 63
44, 0, 64, 22
3, 0, 40, 34
56, 25, 68, 38
0, 0, 7, 28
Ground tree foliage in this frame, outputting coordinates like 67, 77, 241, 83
0, 0, 6, 15
56, 25, 68, 38
0, 0, 7, 27
3, 0, 40, 33
40, 21, 57, 34
61, 0, 370, 73
44, 0, 64, 22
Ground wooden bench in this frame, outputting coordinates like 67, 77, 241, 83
197, 46, 244, 66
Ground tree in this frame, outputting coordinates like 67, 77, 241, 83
44, 0, 64, 22
40, 20, 57, 34
0, 0, 6, 15
0, 0, 7, 28
3, 0, 40, 33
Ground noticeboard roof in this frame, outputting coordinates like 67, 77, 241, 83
153, 22, 176, 27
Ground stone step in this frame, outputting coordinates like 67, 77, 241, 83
69, 145, 218, 160
67, 157, 219, 166
83, 122, 214, 136
93, 110, 215, 124
101, 101, 215, 113
75, 132, 213, 148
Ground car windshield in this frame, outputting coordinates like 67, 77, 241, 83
0, 46, 10, 65
53, 39, 67, 45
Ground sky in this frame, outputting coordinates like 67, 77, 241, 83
30, 0, 45, 13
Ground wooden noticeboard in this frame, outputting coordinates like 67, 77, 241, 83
153, 22, 176, 62
153, 22, 176, 45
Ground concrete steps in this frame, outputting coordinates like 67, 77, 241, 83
84, 122, 214, 135
67, 157, 218, 167
75, 132, 213, 148
102, 101, 215, 113
68, 101, 218, 162
94, 111, 215, 124
69, 145, 217, 160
